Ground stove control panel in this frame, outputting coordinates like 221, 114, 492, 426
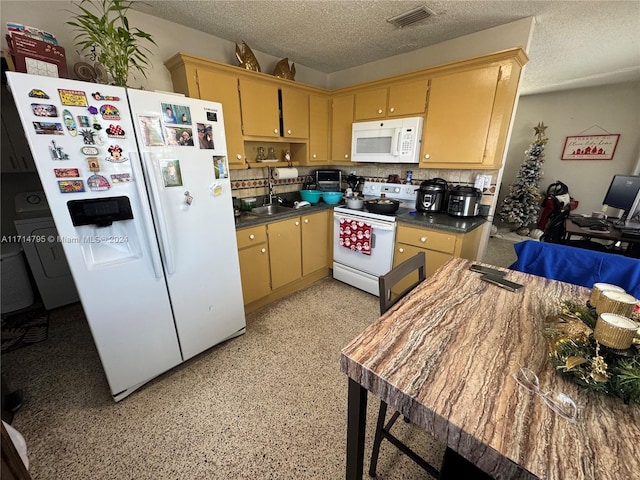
362, 182, 417, 203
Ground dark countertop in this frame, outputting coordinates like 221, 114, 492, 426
234, 202, 335, 229
235, 202, 486, 234
396, 211, 487, 234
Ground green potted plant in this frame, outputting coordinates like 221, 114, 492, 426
67, 0, 156, 87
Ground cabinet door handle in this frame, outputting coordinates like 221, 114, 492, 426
249, 234, 255, 240
295, 221, 300, 226
344, 154, 349, 159
287, 129, 292, 135
261, 248, 266, 254
389, 107, 395, 113
304, 219, 309, 224
274, 128, 279, 134
236, 154, 242, 160
377, 108, 383, 114
9, 156, 17, 169
420, 237, 427, 243
312, 154, 317, 159
424, 154, 430, 159
20, 157, 29, 169
398, 247, 404, 253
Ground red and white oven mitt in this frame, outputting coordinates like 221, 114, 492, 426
339, 218, 372, 255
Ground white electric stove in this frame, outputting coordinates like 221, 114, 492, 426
333, 182, 417, 295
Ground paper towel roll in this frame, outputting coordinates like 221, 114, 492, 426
273, 167, 298, 180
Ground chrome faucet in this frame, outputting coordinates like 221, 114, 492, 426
266, 167, 282, 205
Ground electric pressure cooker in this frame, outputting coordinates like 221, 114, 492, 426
447, 186, 482, 217
416, 178, 448, 212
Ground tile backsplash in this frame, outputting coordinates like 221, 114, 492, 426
230, 165, 499, 206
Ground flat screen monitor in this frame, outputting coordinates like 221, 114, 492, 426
602, 175, 640, 226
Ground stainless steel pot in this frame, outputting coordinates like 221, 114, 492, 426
447, 186, 482, 217
416, 178, 448, 212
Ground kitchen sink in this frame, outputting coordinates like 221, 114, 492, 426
251, 204, 295, 216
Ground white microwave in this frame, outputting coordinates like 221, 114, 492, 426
351, 116, 423, 163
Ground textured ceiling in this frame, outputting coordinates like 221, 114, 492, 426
132, 1, 640, 95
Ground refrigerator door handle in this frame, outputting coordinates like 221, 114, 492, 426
129, 151, 165, 279
140, 152, 176, 275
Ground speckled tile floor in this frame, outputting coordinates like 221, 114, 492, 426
2, 278, 445, 479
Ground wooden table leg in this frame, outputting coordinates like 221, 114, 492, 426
346, 377, 367, 480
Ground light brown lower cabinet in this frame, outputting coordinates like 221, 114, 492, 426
268, 217, 303, 290
237, 225, 271, 305
236, 211, 330, 309
393, 224, 483, 294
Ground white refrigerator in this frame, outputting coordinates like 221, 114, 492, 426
6, 72, 246, 401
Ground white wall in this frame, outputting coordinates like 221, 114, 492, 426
0, 1, 329, 90
498, 81, 640, 219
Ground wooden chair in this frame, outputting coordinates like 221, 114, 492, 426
369, 252, 441, 478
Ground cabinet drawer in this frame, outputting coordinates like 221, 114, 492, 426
396, 225, 456, 254
236, 225, 267, 249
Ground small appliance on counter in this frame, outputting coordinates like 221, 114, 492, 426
346, 173, 365, 196
316, 169, 342, 192
416, 178, 448, 213
447, 186, 482, 217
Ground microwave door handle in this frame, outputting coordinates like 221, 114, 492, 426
392, 127, 402, 156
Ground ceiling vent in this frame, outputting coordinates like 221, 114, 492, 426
387, 5, 436, 28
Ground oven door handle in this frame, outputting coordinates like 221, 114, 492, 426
333, 213, 396, 231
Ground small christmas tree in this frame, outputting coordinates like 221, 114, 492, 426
499, 122, 548, 236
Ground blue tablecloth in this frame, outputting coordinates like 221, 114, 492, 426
509, 240, 640, 298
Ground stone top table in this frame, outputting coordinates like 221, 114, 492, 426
340, 257, 640, 479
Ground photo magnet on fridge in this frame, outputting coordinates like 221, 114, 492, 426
31, 103, 58, 117
54, 168, 79, 178
161, 159, 183, 187
138, 115, 164, 146
33, 121, 64, 135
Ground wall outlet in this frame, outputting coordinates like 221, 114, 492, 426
474, 174, 492, 190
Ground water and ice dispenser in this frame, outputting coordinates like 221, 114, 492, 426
67, 196, 141, 268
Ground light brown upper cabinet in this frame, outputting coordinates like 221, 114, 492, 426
308, 94, 330, 164
354, 80, 428, 121
196, 69, 246, 167
238, 79, 281, 138
281, 87, 309, 139
420, 56, 524, 170
331, 94, 354, 163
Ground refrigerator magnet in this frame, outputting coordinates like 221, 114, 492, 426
210, 182, 223, 196
106, 124, 125, 139
110, 173, 132, 184
197, 123, 214, 149
106, 145, 127, 163
58, 89, 88, 107
28, 88, 50, 99
31, 103, 58, 117
87, 157, 100, 172
63, 110, 77, 136
138, 115, 164, 146
80, 128, 97, 145
161, 160, 183, 187
58, 180, 85, 193
81, 146, 99, 156
184, 191, 193, 205
49, 140, 69, 160
87, 174, 110, 191
91, 92, 120, 102
99, 104, 120, 120
77, 115, 91, 128
33, 121, 63, 135
205, 109, 218, 122
54, 168, 80, 178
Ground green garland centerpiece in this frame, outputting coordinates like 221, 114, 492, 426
545, 300, 640, 405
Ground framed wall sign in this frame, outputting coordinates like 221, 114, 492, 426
561, 134, 620, 160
